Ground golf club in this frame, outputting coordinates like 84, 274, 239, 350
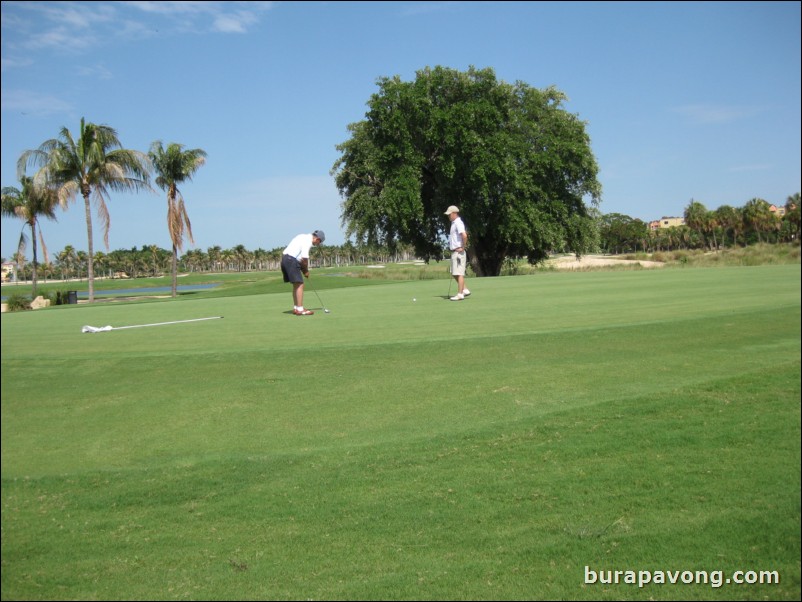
310, 247, 331, 313
447, 263, 453, 299
307, 277, 330, 313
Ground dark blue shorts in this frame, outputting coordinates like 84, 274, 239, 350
281, 254, 304, 283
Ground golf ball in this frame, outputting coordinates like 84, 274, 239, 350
413, 298, 416, 302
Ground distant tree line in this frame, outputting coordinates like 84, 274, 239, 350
3, 242, 420, 283
4, 192, 798, 283
599, 194, 799, 255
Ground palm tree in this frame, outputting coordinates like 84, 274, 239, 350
182, 248, 204, 273
1, 175, 64, 296
742, 198, 776, 243
13, 250, 27, 282
714, 205, 742, 247
19, 118, 151, 302
94, 251, 109, 280
56, 245, 78, 280
684, 200, 709, 249
76, 250, 88, 281
207, 246, 223, 272
253, 247, 269, 271
707, 210, 719, 251
148, 141, 207, 297
785, 193, 800, 241
221, 248, 236, 271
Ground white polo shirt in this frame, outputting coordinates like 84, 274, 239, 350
449, 217, 466, 251
283, 233, 314, 260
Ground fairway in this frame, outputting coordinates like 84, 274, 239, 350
2, 265, 800, 600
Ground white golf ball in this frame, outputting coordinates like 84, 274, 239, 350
413, 298, 416, 302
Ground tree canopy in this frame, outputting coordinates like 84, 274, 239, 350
19, 118, 151, 302
332, 66, 602, 276
149, 141, 207, 297
1, 175, 63, 295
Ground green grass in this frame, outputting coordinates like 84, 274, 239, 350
2, 265, 800, 600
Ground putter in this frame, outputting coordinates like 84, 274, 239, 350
310, 248, 331, 313
447, 263, 453, 299
308, 277, 330, 313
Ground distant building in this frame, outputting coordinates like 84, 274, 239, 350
768, 204, 786, 217
1, 262, 16, 282
649, 217, 686, 231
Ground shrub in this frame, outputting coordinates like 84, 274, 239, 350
37, 289, 58, 305
5, 293, 32, 312
52, 289, 73, 305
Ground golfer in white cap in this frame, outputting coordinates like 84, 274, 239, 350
444, 206, 471, 301
281, 230, 325, 315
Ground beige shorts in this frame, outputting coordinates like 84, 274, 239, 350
450, 250, 467, 276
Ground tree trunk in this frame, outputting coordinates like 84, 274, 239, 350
171, 244, 178, 298
468, 238, 506, 277
83, 193, 95, 303
30, 222, 39, 297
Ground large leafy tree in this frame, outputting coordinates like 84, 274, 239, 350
599, 213, 649, 254
19, 118, 151, 302
332, 66, 602, 276
1, 175, 63, 296
148, 141, 207, 297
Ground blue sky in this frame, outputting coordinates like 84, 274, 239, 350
2, 1, 800, 260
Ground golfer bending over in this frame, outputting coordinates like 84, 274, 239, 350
281, 230, 325, 315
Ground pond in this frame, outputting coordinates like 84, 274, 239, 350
75, 283, 220, 297
2, 283, 220, 301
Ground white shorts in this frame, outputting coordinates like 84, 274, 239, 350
450, 250, 467, 276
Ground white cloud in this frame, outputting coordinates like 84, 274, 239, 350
124, 0, 273, 33
29, 28, 98, 52
76, 64, 114, 80
213, 12, 252, 34
1, 1, 275, 58
1, 89, 73, 116
0, 56, 32, 73
123, 1, 219, 15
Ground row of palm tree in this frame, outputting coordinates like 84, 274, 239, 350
599, 195, 799, 255
5, 242, 421, 284
5, 200, 797, 284
1, 117, 205, 300
684, 195, 800, 248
